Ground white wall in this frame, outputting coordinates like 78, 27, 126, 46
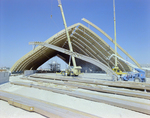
0, 72, 9, 84
24, 70, 37, 76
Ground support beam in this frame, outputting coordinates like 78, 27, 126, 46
29, 75, 150, 91
11, 81, 150, 115
21, 77, 150, 100
82, 18, 141, 69
0, 90, 99, 118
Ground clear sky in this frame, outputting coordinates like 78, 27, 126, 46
0, 0, 150, 69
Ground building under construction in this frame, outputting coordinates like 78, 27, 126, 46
0, 0, 150, 118
49, 61, 60, 72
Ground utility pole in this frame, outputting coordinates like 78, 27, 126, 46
57, 0, 76, 67
113, 0, 118, 68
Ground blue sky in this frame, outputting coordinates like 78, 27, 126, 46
0, 0, 150, 69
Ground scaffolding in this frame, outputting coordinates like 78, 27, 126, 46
49, 61, 60, 72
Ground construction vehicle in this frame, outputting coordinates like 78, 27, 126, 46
29, 0, 119, 78
108, 54, 146, 82
29, 0, 82, 76
61, 66, 81, 76
122, 68, 146, 82
109, 1, 146, 82
112, 66, 127, 76
30, 41, 82, 76
57, 0, 81, 76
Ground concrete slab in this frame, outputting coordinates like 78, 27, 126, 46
0, 100, 45, 118
1, 74, 150, 118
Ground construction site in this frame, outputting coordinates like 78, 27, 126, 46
0, 0, 150, 118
